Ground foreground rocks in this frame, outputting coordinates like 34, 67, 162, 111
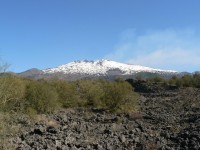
8, 83, 200, 149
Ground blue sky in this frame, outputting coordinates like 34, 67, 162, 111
0, 0, 200, 72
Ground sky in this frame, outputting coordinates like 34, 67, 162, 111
0, 0, 200, 73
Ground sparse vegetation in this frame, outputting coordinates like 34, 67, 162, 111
102, 79, 139, 112
0, 74, 139, 148
0, 112, 24, 149
1, 72, 200, 116
0, 75, 139, 114
1, 72, 200, 149
3, 70, 200, 149
24, 80, 60, 114
0, 75, 26, 112
147, 73, 200, 88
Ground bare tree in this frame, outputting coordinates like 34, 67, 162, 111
0, 62, 10, 73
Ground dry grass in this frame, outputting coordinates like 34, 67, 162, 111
33, 114, 59, 127
0, 113, 21, 150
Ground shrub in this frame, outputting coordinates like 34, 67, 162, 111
102, 80, 139, 113
75, 80, 105, 108
0, 75, 26, 112
0, 75, 139, 114
146, 75, 200, 88
49, 79, 80, 108
49, 79, 140, 113
181, 75, 193, 87
193, 73, 200, 88
25, 80, 59, 113
168, 76, 177, 85
25, 107, 38, 117
147, 76, 165, 83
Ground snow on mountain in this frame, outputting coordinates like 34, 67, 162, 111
43, 59, 177, 76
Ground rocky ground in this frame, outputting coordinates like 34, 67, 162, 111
5, 81, 200, 149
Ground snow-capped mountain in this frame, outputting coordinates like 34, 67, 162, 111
19, 59, 179, 80
43, 59, 177, 75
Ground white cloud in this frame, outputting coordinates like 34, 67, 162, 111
105, 28, 200, 72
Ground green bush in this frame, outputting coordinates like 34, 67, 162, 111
49, 79, 80, 108
25, 80, 59, 113
175, 78, 183, 87
68, 79, 139, 113
168, 76, 177, 85
0, 75, 139, 114
75, 80, 105, 108
102, 80, 139, 113
147, 76, 165, 83
146, 74, 200, 88
193, 73, 200, 88
181, 75, 193, 87
0, 75, 25, 112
